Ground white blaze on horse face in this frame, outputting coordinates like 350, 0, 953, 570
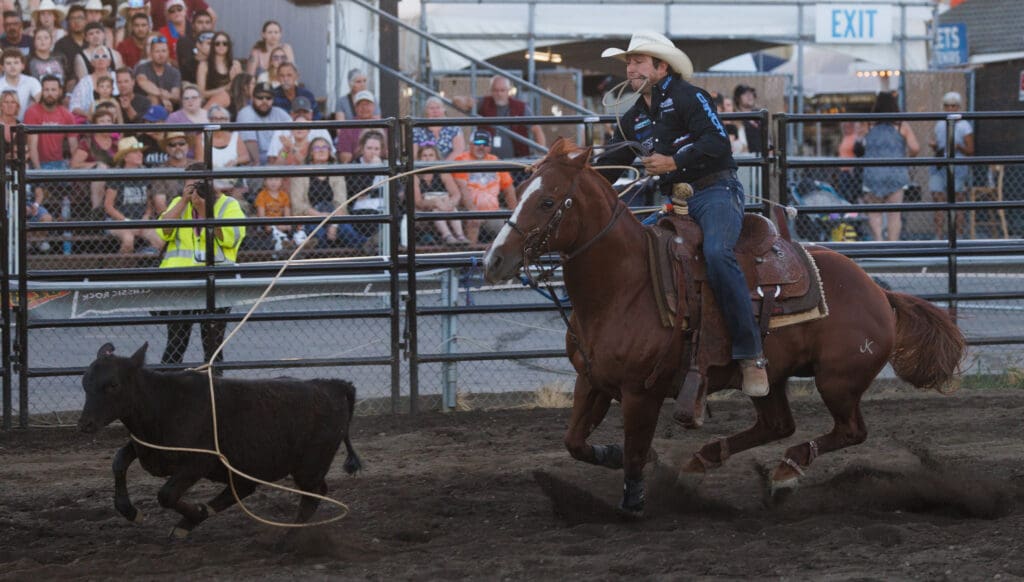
491, 175, 543, 252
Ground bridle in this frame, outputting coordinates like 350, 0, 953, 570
502, 166, 628, 380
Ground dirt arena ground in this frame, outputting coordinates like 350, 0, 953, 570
2, 388, 1024, 580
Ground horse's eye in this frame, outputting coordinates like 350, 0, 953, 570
541, 199, 554, 209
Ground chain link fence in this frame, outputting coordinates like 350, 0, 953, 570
5, 112, 1024, 428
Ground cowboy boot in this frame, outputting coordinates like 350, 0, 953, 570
740, 357, 769, 397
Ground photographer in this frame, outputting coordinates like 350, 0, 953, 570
155, 162, 246, 371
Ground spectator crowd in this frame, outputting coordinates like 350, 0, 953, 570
5, 0, 532, 260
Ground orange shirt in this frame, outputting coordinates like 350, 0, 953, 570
255, 189, 291, 219
451, 152, 513, 212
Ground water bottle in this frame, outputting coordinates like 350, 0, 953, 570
61, 196, 71, 255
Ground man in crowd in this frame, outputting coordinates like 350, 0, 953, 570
476, 75, 546, 162
273, 62, 321, 120
0, 48, 40, 120
139, 104, 170, 167
334, 89, 379, 163
156, 163, 243, 372
116, 12, 153, 69
266, 96, 334, 164
176, 10, 214, 83
156, 0, 190, 60
149, 0, 216, 31
150, 131, 191, 214
929, 91, 975, 238
54, 4, 87, 82
135, 36, 181, 111
733, 84, 762, 155
24, 75, 77, 216
452, 130, 517, 244
115, 66, 152, 123
0, 11, 31, 56
237, 81, 291, 166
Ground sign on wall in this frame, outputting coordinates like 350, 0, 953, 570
815, 4, 894, 44
934, 23, 969, 68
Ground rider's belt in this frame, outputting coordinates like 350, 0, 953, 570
690, 169, 737, 192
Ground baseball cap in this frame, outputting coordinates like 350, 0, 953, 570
471, 130, 492, 146
353, 90, 375, 104
197, 31, 214, 42
84, 21, 104, 33
941, 91, 962, 106
290, 96, 313, 113
142, 104, 168, 122
253, 82, 274, 97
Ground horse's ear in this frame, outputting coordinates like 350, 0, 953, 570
130, 342, 148, 367
97, 343, 115, 359
566, 146, 593, 169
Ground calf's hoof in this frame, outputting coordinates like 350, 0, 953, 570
131, 509, 144, 524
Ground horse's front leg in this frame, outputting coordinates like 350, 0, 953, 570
564, 375, 618, 468
618, 390, 662, 516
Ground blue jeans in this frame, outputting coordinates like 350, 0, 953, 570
686, 178, 762, 360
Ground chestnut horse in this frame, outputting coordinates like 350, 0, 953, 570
483, 139, 964, 515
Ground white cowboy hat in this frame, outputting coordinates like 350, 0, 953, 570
32, 0, 68, 22
81, 0, 113, 15
601, 31, 694, 79
118, 0, 149, 18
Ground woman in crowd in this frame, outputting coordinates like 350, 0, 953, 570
30, 0, 67, 47
246, 20, 295, 78
345, 130, 389, 248
71, 105, 120, 215
334, 68, 379, 120
207, 104, 250, 202
858, 91, 920, 242
227, 72, 253, 120
255, 46, 287, 89
166, 83, 209, 161
69, 45, 116, 121
412, 143, 468, 245
289, 136, 355, 247
104, 137, 165, 254
197, 31, 241, 109
27, 28, 68, 85
412, 96, 465, 160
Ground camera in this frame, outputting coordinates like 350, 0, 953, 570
190, 181, 211, 199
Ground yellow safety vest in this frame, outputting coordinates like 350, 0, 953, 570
158, 195, 246, 268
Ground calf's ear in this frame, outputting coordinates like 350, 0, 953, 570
130, 342, 149, 367
97, 343, 116, 358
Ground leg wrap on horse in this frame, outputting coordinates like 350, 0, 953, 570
620, 477, 646, 514
591, 444, 624, 469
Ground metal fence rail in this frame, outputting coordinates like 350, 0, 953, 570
3, 110, 1023, 429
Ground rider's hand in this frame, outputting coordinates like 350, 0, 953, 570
642, 153, 678, 176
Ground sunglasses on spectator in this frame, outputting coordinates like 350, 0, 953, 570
311, 145, 331, 152
90, 52, 110, 60
150, 36, 168, 45
214, 40, 229, 47
168, 141, 188, 148
253, 94, 273, 100
271, 54, 286, 61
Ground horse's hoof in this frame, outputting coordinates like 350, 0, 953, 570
617, 501, 645, 519
766, 477, 798, 507
169, 527, 190, 540
132, 509, 144, 524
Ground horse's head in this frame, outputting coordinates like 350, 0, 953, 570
483, 138, 599, 283
78, 342, 148, 433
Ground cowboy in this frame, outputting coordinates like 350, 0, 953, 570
595, 31, 769, 400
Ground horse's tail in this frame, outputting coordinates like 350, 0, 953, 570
885, 291, 965, 394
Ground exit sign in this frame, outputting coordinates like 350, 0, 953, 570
815, 4, 894, 44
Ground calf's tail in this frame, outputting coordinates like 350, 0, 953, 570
338, 379, 363, 474
885, 290, 965, 393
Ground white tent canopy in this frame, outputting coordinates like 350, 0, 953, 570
773, 46, 886, 95
414, 1, 931, 74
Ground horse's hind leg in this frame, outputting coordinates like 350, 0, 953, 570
769, 377, 869, 495
564, 376, 617, 468
618, 390, 663, 516
679, 379, 796, 483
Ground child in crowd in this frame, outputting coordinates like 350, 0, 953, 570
254, 175, 303, 250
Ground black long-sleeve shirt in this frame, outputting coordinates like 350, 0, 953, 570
597, 74, 736, 194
